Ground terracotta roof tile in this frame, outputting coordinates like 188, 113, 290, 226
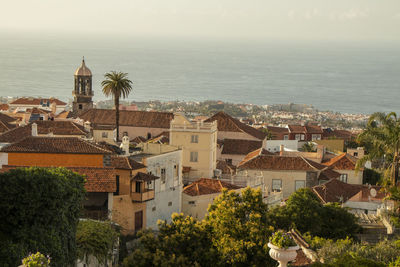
10, 97, 66, 106
0, 121, 88, 143
221, 139, 263, 155
216, 160, 236, 174
322, 153, 357, 170
78, 109, 174, 128
288, 125, 323, 134
111, 156, 146, 170
183, 178, 241, 196
205, 111, 267, 140
238, 148, 275, 166
238, 155, 325, 171
132, 172, 160, 181
1, 136, 112, 154
312, 178, 384, 204
266, 126, 289, 133
1, 165, 116, 193
0, 104, 9, 111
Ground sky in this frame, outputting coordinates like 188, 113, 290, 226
1, 0, 400, 42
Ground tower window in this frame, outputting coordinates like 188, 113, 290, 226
79, 104, 83, 110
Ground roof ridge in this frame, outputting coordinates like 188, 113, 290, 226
126, 157, 132, 169
71, 122, 87, 134
196, 183, 200, 196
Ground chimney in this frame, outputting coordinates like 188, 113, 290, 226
279, 144, 284, 156
84, 121, 91, 133
32, 123, 38, 136
120, 132, 130, 155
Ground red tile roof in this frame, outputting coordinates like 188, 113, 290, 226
132, 172, 160, 181
322, 153, 357, 170
266, 126, 289, 133
288, 125, 323, 134
183, 178, 241, 196
111, 156, 146, 170
0, 121, 88, 143
238, 155, 326, 171
1, 136, 112, 154
78, 109, 174, 128
0, 113, 17, 133
205, 111, 267, 140
1, 165, 116, 193
10, 97, 66, 106
239, 148, 275, 166
0, 104, 9, 111
312, 178, 384, 204
221, 139, 263, 155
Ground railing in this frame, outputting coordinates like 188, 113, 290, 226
264, 191, 283, 206
131, 189, 155, 202
82, 209, 108, 220
170, 121, 217, 132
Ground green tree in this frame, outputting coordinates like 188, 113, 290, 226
76, 220, 119, 265
0, 167, 86, 267
206, 188, 274, 266
357, 112, 400, 185
301, 142, 316, 152
101, 71, 133, 142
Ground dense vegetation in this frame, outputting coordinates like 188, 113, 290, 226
0, 167, 86, 267
123, 188, 361, 266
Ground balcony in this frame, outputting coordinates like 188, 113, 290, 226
131, 189, 155, 202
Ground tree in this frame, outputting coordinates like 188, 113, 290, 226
357, 112, 400, 185
301, 142, 316, 152
76, 220, 119, 265
0, 167, 86, 267
101, 71, 133, 142
206, 188, 274, 266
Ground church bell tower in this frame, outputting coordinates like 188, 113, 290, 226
72, 57, 93, 115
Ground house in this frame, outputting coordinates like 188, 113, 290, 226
237, 154, 340, 199
266, 126, 289, 140
322, 153, 363, 184
170, 118, 217, 181
312, 178, 385, 214
182, 178, 242, 220
131, 143, 183, 229
287, 125, 323, 141
0, 136, 116, 220
77, 109, 187, 141
110, 156, 156, 234
217, 139, 263, 166
8, 97, 67, 114
0, 121, 88, 146
0, 113, 17, 134
204, 111, 267, 141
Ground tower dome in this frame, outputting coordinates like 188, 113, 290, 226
74, 58, 92, 76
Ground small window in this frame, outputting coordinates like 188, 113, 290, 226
295, 180, 305, 191
353, 152, 358, 157
79, 104, 83, 110
272, 179, 282, 192
340, 174, 348, 183
301, 134, 305, 141
312, 134, 321, 141
188, 201, 195, 205
191, 135, 199, 143
174, 165, 179, 181
168, 201, 172, 206
152, 206, 156, 212
284, 135, 289, 140
147, 180, 154, 190
114, 175, 120, 196
295, 134, 301, 140
161, 168, 166, 184
102, 132, 108, 138
147, 133, 152, 139
190, 151, 198, 162
226, 159, 232, 164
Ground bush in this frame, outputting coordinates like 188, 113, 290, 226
0, 167, 86, 266
22, 252, 50, 267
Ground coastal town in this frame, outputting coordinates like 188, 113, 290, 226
1, 59, 400, 266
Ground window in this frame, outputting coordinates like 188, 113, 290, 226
312, 134, 321, 141
188, 201, 195, 205
295, 180, 305, 191
301, 134, 305, 140
190, 151, 198, 162
102, 132, 108, 138
226, 159, 232, 164
114, 175, 120, 195
79, 104, 83, 110
168, 201, 172, 206
135, 181, 141, 193
161, 168, 166, 184
340, 174, 348, 183
272, 179, 282, 192
147, 180, 154, 190
295, 134, 301, 140
353, 152, 358, 157
174, 165, 179, 181
284, 135, 289, 140
191, 135, 199, 143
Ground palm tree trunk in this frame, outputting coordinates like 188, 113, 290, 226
394, 146, 399, 185
115, 97, 120, 142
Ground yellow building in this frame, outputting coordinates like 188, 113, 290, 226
170, 119, 218, 182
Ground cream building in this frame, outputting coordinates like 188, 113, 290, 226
170, 118, 218, 182
322, 153, 363, 185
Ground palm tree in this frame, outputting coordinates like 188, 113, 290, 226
356, 112, 400, 185
101, 71, 133, 142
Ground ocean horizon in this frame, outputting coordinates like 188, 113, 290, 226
1, 31, 399, 115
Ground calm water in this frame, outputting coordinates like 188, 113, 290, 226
1, 32, 399, 114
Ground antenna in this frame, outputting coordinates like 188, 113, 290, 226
370, 188, 377, 198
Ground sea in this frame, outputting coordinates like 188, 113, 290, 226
1, 31, 399, 115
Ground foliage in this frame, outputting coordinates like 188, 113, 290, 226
0, 167, 86, 267
357, 112, 400, 184
101, 71, 133, 141
269, 230, 296, 249
312, 253, 386, 267
363, 168, 383, 185
206, 188, 274, 266
302, 142, 316, 152
76, 220, 119, 265
22, 252, 50, 267
123, 214, 217, 267
268, 188, 360, 239
389, 257, 400, 267
124, 187, 275, 266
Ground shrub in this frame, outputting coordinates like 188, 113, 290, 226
22, 252, 50, 267
0, 167, 86, 267
269, 230, 296, 249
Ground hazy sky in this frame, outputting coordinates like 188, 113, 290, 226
2, 0, 400, 41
